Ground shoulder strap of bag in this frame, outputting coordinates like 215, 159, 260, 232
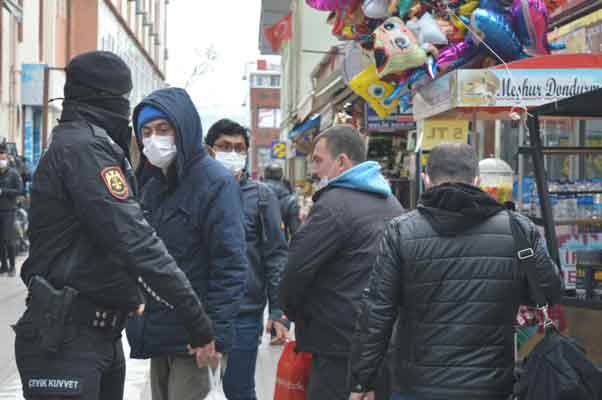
256, 183, 269, 244
507, 211, 555, 332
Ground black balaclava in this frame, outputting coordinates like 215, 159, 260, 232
60, 51, 133, 155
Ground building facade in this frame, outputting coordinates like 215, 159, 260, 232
0, 0, 23, 152
259, 0, 341, 185
247, 60, 281, 178
1, 0, 168, 167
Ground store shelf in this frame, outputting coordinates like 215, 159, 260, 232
518, 146, 602, 155
561, 296, 602, 310
548, 190, 602, 195
527, 215, 602, 226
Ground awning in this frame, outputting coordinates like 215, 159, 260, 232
288, 115, 321, 140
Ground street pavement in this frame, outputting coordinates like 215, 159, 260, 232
0, 258, 283, 400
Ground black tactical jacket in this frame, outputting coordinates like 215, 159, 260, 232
21, 117, 213, 348
0, 167, 23, 211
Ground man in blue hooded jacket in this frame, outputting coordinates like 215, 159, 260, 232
205, 118, 289, 400
126, 88, 248, 400
279, 125, 404, 400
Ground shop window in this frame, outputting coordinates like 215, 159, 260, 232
254, 75, 267, 87
541, 119, 576, 180
258, 108, 281, 128
584, 120, 602, 178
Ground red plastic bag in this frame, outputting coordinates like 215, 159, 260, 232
274, 341, 312, 400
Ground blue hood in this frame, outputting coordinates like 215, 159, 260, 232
132, 87, 205, 180
328, 161, 391, 197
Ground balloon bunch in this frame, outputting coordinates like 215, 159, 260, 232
306, 0, 565, 117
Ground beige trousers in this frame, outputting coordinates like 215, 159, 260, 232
150, 355, 227, 400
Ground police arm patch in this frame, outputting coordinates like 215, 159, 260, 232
101, 166, 129, 200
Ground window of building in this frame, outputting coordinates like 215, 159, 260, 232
254, 75, 266, 87
270, 75, 280, 87
257, 108, 281, 128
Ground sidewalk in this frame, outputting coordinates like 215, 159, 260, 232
0, 256, 283, 400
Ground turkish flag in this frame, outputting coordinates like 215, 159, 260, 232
265, 12, 293, 52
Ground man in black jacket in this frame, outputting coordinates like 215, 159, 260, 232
0, 145, 22, 276
205, 119, 289, 400
263, 163, 301, 241
280, 125, 403, 400
349, 143, 562, 400
13, 51, 215, 400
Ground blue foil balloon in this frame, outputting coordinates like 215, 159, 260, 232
470, 8, 528, 62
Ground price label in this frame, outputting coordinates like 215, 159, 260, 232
421, 119, 469, 150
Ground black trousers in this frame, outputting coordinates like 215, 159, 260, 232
14, 309, 125, 400
0, 211, 15, 271
308, 354, 350, 400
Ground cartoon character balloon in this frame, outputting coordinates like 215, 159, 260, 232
348, 64, 401, 118
361, 17, 439, 79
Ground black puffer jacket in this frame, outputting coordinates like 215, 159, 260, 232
280, 161, 403, 357
350, 183, 562, 400
264, 179, 301, 239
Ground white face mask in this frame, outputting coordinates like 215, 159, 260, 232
142, 135, 177, 169
0, 160, 8, 169
215, 152, 247, 175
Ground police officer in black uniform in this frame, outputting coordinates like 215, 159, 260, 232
13, 51, 216, 400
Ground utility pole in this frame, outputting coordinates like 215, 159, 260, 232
41, 66, 65, 148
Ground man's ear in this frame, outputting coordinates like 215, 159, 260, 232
339, 154, 354, 172
205, 144, 216, 158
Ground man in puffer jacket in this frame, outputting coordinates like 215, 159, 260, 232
349, 142, 562, 400
280, 125, 404, 400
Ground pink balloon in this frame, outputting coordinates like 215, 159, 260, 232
305, 0, 354, 10
437, 40, 478, 72
511, 0, 550, 56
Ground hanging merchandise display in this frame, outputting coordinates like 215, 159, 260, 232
305, 0, 567, 116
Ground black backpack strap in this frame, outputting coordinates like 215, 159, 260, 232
507, 211, 554, 330
256, 183, 269, 244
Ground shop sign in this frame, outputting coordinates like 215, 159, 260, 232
270, 140, 287, 160
414, 68, 602, 120
413, 73, 454, 120
420, 119, 469, 150
458, 69, 602, 107
21, 64, 46, 106
364, 104, 415, 132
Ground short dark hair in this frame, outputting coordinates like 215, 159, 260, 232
264, 163, 283, 180
314, 125, 366, 165
426, 142, 479, 184
205, 119, 249, 148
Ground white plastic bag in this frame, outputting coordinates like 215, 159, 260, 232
204, 361, 227, 400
